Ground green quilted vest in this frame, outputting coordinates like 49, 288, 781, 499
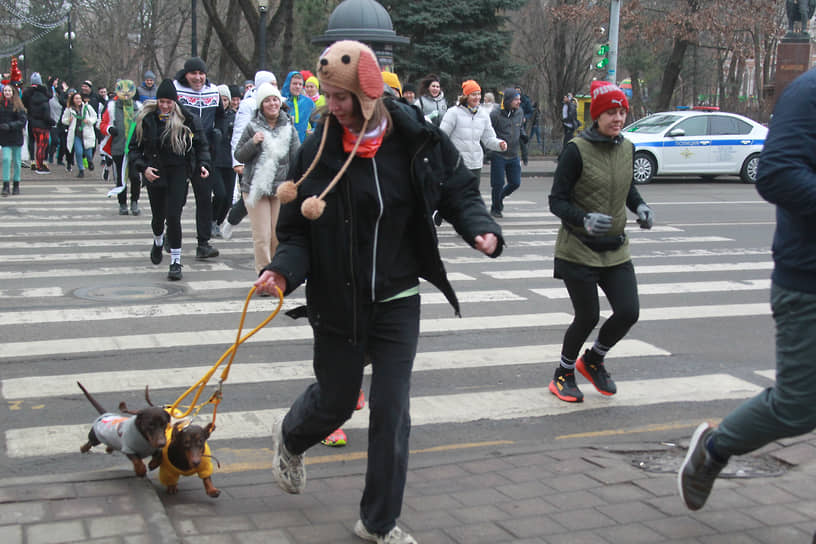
554, 137, 634, 267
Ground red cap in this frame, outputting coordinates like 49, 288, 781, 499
590, 80, 629, 120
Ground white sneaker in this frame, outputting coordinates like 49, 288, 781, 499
354, 520, 417, 544
220, 222, 234, 240
271, 419, 306, 494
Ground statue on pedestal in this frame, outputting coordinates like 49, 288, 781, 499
786, 0, 816, 35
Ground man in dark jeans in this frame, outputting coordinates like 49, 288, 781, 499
679, 67, 816, 512
174, 57, 221, 258
488, 88, 525, 218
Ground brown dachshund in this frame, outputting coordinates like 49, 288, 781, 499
77, 381, 170, 477
157, 421, 220, 498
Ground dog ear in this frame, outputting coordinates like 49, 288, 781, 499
204, 422, 215, 438
171, 421, 185, 441
118, 401, 138, 415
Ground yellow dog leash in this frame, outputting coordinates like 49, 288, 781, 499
167, 286, 284, 428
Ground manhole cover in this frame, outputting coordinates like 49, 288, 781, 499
632, 448, 790, 478
74, 284, 184, 302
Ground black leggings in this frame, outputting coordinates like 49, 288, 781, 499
561, 260, 640, 360
145, 164, 188, 249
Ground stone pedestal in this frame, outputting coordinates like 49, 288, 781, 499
768, 36, 814, 114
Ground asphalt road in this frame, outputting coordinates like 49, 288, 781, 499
0, 167, 777, 482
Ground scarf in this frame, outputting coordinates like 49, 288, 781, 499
342, 119, 386, 159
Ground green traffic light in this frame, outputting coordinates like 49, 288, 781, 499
595, 58, 609, 69
597, 44, 609, 55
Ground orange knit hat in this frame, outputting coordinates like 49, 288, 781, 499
461, 80, 481, 97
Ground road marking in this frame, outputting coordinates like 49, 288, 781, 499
486, 261, 773, 280
532, 279, 770, 299
495, 237, 733, 248
0, 289, 520, 324
0, 304, 770, 360
0, 263, 234, 280
0, 340, 668, 399
0, 287, 63, 298
4, 374, 764, 458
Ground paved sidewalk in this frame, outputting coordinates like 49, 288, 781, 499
2, 432, 814, 543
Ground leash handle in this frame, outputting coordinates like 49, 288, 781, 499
168, 286, 284, 420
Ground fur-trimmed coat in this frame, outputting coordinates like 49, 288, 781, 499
234, 109, 299, 206
61, 102, 97, 153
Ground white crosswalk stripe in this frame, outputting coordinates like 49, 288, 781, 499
0, 189, 776, 464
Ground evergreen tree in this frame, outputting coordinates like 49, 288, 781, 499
389, 0, 526, 97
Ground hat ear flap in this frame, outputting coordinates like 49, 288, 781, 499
358, 50, 383, 99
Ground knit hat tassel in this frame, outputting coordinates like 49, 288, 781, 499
276, 119, 332, 205
301, 117, 369, 220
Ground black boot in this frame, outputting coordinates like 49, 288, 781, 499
11, 182, 19, 195
1, 182, 9, 197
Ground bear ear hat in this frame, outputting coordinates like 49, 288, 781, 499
277, 41, 382, 220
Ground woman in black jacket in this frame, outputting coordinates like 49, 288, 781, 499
252, 41, 503, 544
0, 84, 27, 196
129, 79, 211, 281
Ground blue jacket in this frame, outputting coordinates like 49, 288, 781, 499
755, 68, 816, 294
281, 71, 314, 143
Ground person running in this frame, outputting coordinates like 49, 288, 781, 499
99, 79, 142, 215
21, 72, 52, 174
0, 83, 27, 196
678, 66, 816, 513
252, 41, 503, 544
61, 89, 97, 179
233, 82, 299, 275
547, 80, 654, 403
173, 57, 220, 259
128, 79, 211, 281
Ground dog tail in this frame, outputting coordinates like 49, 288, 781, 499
77, 381, 106, 415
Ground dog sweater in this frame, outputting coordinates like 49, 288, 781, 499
158, 427, 215, 487
91, 413, 154, 457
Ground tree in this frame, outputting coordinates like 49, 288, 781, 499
388, 0, 527, 96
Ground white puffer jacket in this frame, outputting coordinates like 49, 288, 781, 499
439, 104, 504, 170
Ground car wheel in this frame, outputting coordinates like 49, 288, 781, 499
633, 152, 655, 184
740, 153, 760, 184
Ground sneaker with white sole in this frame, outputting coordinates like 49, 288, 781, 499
271, 419, 306, 494
678, 422, 727, 511
354, 520, 417, 544
220, 222, 234, 240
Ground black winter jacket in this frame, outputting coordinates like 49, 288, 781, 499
265, 98, 503, 340
21, 85, 52, 130
755, 68, 816, 294
0, 100, 27, 147
128, 104, 211, 180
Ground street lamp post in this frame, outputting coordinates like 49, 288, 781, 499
64, 22, 75, 87
258, 0, 268, 70
191, 0, 197, 57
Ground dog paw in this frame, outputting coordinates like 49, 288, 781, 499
148, 459, 161, 471
208, 489, 221, 498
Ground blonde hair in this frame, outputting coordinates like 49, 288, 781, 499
133, 100, 193, 156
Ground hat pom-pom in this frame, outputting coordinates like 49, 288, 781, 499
301, 196, 326, 220
277, 181, 298, 204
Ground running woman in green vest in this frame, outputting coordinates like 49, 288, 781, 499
547, 81, 655, 403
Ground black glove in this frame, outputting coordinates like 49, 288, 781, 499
583, 213, 613, 235
108, 126, 118, 137
0, 123, 8, 131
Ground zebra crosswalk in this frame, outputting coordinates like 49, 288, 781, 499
0, 179, 778, 474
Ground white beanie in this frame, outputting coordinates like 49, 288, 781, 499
255, 82, 282, 106
217, 84, 230, 99
254, 70, 277, 88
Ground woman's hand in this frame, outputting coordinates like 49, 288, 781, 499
498, 140, 507, 152
233, 165, 244, 175
254, 270, 287, 297
144, 166, 159, 182
200, 166, 210, 179
253, 132, 264, 144
474, 233, 498, 256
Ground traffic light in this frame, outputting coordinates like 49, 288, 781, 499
595, 43, 610, 69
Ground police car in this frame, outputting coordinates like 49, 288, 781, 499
622, 109, 767, 184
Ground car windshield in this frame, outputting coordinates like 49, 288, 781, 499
624, 114, 682, 134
